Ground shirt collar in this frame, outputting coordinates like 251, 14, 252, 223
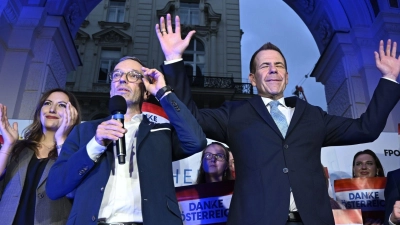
261, 97, 287, 108
129, 113, 143, 123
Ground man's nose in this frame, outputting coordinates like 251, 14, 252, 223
119, 73, 128, 83
269, 65, 277, 73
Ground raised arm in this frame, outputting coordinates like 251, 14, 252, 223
142, 67, 207, 158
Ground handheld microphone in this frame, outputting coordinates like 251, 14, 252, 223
109, 95, 127, 164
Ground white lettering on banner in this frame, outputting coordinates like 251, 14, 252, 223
143, 112, 169, 124
335, 189, 385, 211
179, 195, 231, 225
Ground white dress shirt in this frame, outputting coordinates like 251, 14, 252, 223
86, 114, 143, 223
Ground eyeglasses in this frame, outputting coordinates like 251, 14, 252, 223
203, 152, 226, 161
109, 70, 144, 83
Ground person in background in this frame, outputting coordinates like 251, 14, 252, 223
352, 149, 385, 178
384, 168, 400, 225
196, 142, 233, 184
46, 56, 206, 225
0, 88, 81, 225
156, 13, 400, 225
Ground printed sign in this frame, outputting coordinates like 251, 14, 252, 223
334, 177, 386, 223
176, 180, 235, 225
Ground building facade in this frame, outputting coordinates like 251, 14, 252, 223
66, 0, 246, 120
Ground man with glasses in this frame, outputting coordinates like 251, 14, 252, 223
46, 56, 206, 225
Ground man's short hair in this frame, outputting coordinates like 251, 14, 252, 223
249, 42, 287, 73
119, 56, 146, 67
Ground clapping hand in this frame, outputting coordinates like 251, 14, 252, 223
155, 13, 196, 61
54, 102, 78, 145
375, 39, 400, 81
0, 104, 19, 150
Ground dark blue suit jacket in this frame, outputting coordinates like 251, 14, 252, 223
46, 93, 206, 225
384, 168, 400, 225
162, 61, 400, 225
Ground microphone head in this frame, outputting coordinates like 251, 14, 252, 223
109, 95, 127, 115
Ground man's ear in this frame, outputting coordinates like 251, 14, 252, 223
249, 73, 256, 87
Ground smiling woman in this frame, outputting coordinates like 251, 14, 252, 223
0, 88, 81, 225
352, 149, 385, 178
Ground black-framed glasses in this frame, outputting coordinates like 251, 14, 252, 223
203, 152, 226, 161
109, 70, 144, 83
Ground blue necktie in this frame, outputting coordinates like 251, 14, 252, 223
269, 100, 288, 137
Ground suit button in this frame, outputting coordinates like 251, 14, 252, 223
284, 144, 289, 149
92, 216, 96, 221
37, 193, 44, 199
100, 187, 104, 192
79, 169, 87, 175
283, 168, 289, 173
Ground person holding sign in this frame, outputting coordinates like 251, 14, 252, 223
195, 142, 234, 184
352, 149, 385, 178
156, 13, 400, 225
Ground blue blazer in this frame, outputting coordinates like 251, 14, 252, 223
162, 61, 400, 225
384, 168, 400, 225
46, 93, 206, 225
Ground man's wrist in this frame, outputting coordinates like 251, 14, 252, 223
164, 58, 182, 65
389, 213, 398, 225
155, 86, 173, 101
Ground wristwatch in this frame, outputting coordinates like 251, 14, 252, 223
155, 85, 173, 101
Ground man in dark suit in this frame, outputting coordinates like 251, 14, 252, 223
46, 56, 206, 225
155, 14, 400, 225
384, 168, 400, 225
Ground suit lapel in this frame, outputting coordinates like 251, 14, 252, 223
136, 116, 154, 150
18, 149, 34, 187
285, 96, 306, 137
37, 158, 54, 189
248, 96, 283, 138
248, 95, 306, 138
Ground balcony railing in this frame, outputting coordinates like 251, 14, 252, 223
66, 76, 254, 95
188, 75, 253, 94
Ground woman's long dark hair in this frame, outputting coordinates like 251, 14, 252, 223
196, 142, 233, 184
11, 88, 81, 161
352, 149, 385, 177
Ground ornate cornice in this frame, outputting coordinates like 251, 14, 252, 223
92, 27, 132, 46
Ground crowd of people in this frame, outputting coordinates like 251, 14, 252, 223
0, 13, 399, 225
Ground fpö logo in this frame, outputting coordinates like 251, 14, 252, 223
384, 149, 400, 156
